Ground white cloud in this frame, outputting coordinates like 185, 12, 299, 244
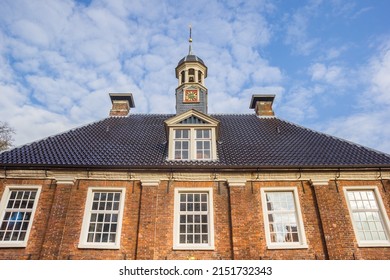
279, 86, 323, 122
318, 39, 390, 154
11, 20, 51, 46
309, 63, 347, 86
323, 45, 349, 60
2, 0, 386, 158
283, 0, 322, 55
368, 43, 390, 106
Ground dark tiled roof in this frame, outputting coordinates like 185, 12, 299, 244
177, 55, 205, 67
1, 114, 390, 169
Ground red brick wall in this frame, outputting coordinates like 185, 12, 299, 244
230, 181, 327, 260
55, 179, 141, 260
137, 180, 233, 260
0, 177, 389, 260
0, 179, 55, 260
315, 180, 390, 260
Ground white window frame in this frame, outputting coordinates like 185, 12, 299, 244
261, 187, 308, 249
173, 187, 215, 250
170, 127, 217, 161
195, 129, 212, 160
0, 185, 42, 248
78, 187, 126, 249
344, 186, 390, 247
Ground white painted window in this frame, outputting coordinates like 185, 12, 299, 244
172, 128, 215, 160
344, 186, 390, 247
79, 188, 126, 249
261, 187, 308, 249
173, 188, 214, 250
0, 186, 41, 248
195, 129, 211, 160
174, 129, 190, 160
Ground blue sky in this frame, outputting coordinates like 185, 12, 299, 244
1, 0, 390, 153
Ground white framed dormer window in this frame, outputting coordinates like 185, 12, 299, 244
173, 188, 215, 250
261, 187, 308, 249
344, 186, 390, 247
0, 185, 41, 248
79, 187, 126, 249
173, 128, 214, 160
174, 129, 190, 160
165, 109, 220, 161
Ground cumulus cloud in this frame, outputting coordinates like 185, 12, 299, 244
283, 0, 322, 55
319, 39, 390, 153
309, 63, 347, 87
0, 0, 283, 146
367, 42, 390, 106
0, 0, 388, 157
279, 85, 324, 122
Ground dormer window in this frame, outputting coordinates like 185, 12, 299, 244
173, 128, 213, 160
195, 129, 211, 159
174, 129, 190, 160
165, 110, 219, 161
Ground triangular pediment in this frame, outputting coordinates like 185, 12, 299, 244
164, 109, 219, 126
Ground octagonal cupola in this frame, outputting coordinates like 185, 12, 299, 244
175, 27, 208, 115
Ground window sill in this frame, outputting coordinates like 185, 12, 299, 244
357, 243, 390, 248
0, 242, 27, 248
267, 244, 308, 250
78, 243, 120, 250
173, 245, 215, 251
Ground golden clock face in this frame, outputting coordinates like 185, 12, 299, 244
184, 89, 199, 103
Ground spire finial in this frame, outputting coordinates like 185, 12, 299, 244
188, 24, 193, 55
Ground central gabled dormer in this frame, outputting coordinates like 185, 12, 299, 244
165, 109, 219, 161
175, 27, 208, 114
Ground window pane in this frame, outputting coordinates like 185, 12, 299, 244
177, 192, 210, 246
347, 190, 388, 242
265, 191, 301, 244
85, 191, 122, 244
175, 130, 181, 138
0, 189, 38, 243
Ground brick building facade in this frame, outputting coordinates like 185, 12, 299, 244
1, 38, 390, 260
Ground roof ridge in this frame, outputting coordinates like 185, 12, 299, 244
210, 113, 254, 116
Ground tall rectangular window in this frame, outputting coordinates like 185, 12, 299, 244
195, 129, 211, 159
174, 188, 214, 250
0, 186, 41, 248
79, 188, 126, 249
261, 187, 307, 249
174, 129, 190, 160
345, 187, 390, 247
